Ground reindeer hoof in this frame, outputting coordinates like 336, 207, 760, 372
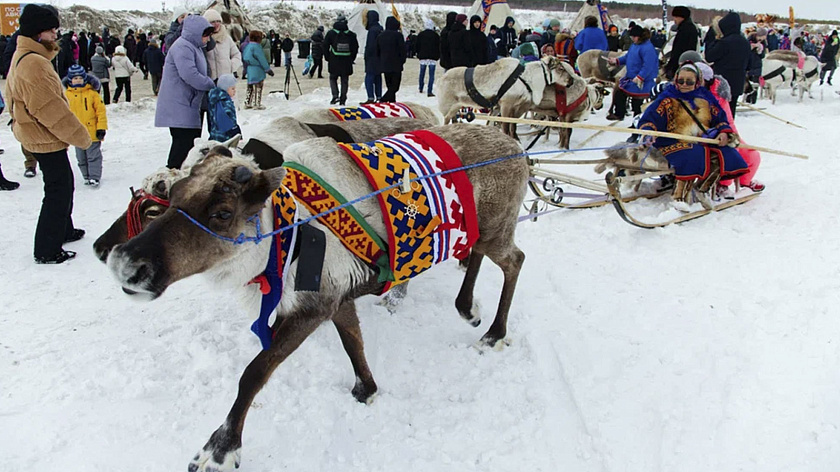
473, 335, 511, 353
458, 300, 481, 327
188, 447, 241, 472
351, 376, 378, 404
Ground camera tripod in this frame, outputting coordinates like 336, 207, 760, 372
284, 61, 303, 100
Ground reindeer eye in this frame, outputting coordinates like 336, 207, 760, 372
221, 185, 232, 193
144, 208, 163, 219
212, 211, 232, 220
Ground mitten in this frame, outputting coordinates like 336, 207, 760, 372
96, 129, 106, 140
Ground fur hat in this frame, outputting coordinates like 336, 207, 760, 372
216, 74, 237, 91
115, 45, 126, 55
628, 25, 644, 37
203, 8, 222, 23
67, 64, 86, 81
671, 6, 691, 19
19, 4, 60, 38
678, 50, 703, 64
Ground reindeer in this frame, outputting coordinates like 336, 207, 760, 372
437, 56, 572, 139
94, 116, 435, 260
577, 49, 625, 82
765, 50, 821, 102
292, 101, 440, 125
755, 59, 791, 104
594, 143, 671, 192
532, 62, 610, 149
100, 124, 528, 472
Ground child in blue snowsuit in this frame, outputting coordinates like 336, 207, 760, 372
208, 74, 242, 142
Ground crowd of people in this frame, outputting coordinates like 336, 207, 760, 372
0, 3, 838, 264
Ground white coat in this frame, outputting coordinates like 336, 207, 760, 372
205, 26, 243, 79
111, 46, 139, 78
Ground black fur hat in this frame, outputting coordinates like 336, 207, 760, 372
671, 6, 691, 19
19, 4, 60, 38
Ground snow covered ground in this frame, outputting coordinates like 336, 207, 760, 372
1, 75, 839, 472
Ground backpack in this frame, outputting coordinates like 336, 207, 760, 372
331, 30, 353, 56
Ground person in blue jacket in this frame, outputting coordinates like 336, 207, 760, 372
606, 24, 659, 121
574, 16, 608, 54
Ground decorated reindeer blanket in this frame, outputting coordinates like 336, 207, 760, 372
339, 130, 480, 292
329, 102, 417, 121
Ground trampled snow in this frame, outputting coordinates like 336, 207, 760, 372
1, 74, 839, 472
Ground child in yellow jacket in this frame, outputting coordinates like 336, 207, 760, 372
64, 65, 108, 186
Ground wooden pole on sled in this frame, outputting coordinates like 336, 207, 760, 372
474, 114, 809, 160
737, 102, 807, 130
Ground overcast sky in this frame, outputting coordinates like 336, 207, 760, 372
57, 1, 838, 22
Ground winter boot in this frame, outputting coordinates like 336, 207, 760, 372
254, 83, 265, 110
244, 85, 254, 109
0, 165, 20, 191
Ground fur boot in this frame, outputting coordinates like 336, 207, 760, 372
254, 82, 265, 110
245, 84, 254, 109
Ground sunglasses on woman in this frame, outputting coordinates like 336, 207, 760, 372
676, 79, 696, 86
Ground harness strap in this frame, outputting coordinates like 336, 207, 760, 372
763, 65, 786, 82
804, 67, 818, 79
464, 62, 526, 109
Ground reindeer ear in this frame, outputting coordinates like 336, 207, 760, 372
241, 167, 286, 207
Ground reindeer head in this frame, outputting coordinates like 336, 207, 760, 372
585, 78, 611, 111
106, 151, 285, 299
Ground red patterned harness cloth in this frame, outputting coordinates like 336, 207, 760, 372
329, 102, 417, 121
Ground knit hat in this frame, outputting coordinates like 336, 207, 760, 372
549, 19, 561, 28
696, 62, 714, 81
671, 6, 691, 19
678, 50, 703, 64
455, 14, 467, 24
67, 64, 86, 81
628, 25, 644, 37
203, 8, 222, 23
95, 45, 104, 54
19, 4, 60, 38
172, 7, 189, 22
216, 74, 237, 92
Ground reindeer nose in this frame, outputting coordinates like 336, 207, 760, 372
125, 260, 154, 287
108, 245, 158, 293
93, 238, 111, 263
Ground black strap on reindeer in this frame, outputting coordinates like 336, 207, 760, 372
464, 62, 526, 110
763, 65, 786, 82
804, 67, 818, 79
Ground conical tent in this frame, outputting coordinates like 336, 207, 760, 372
205, 0, 253, 42
569, 0, 610, 32
346, 0, 396, 52
467, 0, 518, 33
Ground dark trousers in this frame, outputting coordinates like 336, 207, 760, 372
33, 150, 76, 258
151, 73, 161, 95
613, 88, 642, 118
381, 71, 402, 102
729, 96, 739, 119
329, 74, 349, 104
309, 55, 323, 78
167, 127, 202, 169
113, 76, 131, 102
101, 81, 110, 105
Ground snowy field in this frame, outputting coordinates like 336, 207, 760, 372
1, 77, 839, 472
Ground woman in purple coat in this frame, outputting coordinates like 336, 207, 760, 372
154, 15, 215, 169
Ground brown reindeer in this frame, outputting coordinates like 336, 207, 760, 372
100, 124, 528, 472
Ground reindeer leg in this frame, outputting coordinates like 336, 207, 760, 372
478, 243, 525, 349
455, 251, 485, 327
332, 301, 378, 404
188, 310, 327, 472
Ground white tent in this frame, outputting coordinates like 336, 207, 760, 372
569, 0, 610, 32
466, 0, 518, 33
347, 0, 396, 52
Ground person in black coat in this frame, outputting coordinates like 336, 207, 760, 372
448, 14, 471, 68
439, 11, 457, 70
143, 39, 164, 95
498, 16, 517, 57
106, 35, 120, 57
486, 24, 499, 62
704, 12, 750, 117
362, 10, 384, 103
415, 19, 440, 96
324, 16, 358, 105
77, 32, 88, 70
309, 25, 325, 78
377, 17, 406, 103
820, 30, 839, 85
664, 6, 698, 80
467, 15, 489, 66
135, 32, 148, 78
56, 31, 75, 78
124, 29, 137, 63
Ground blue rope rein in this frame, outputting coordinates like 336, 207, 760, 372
176, 143, 644, 245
